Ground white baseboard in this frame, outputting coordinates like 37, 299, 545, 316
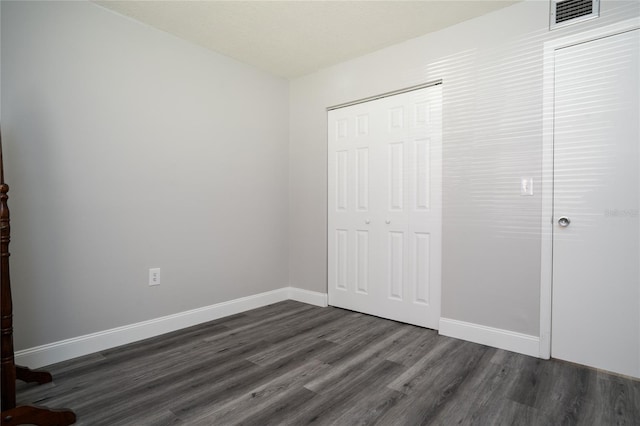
16, 287, 328, 369
287, 287, 328, 307
29, 289, 551, 369
439, 317, 540, 358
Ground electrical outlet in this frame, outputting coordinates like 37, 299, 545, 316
149, 268, 161, 286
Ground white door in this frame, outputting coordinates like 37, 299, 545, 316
552, 29, 640, 378
328, 85, 442, 329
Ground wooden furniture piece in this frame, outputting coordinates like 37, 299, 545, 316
1, 132, 76, 425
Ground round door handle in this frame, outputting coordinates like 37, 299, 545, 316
364, 219, 371, 224
385, 220, 391, 224
558, 216, 571, 227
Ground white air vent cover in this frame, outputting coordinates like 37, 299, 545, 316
550, 0, 599, 30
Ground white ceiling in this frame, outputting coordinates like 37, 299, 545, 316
95, 1, 520, 79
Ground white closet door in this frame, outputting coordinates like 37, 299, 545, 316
552, 29, 640, 378
328, 85, 442, 329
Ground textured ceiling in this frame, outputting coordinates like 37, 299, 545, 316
95, 1, 520, 79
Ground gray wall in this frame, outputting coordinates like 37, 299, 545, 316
289, 0, 640, 336
1, 1, 289, 350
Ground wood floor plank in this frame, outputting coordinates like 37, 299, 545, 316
15, 301, 640, 425
331, 386, 407, 426
239, 386, 318, 426
246, 311, 351, 367
524, 360, 602, 425
387, 335, 462, 394
467, 398, 548, 426
385, 326, 439, 367
289, 359, 407, 425
381, 340, 490, 424
316, 320, 412, 368
189, 359, 327, 425
304, 327, 410, 395
592, 372, 640, 426
216, 301, 317, 331
111, 409, 182, 426
428, 350, 521, 424
201, 304, 345, 350
321, 312, 383, 344
169, 339, 338, 423
33, 337, 269, 411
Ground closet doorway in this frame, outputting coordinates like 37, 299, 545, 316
327, 84, 442, 329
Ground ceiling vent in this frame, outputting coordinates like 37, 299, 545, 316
550, 0, 599, 30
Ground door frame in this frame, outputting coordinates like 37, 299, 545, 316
539, 17, 640, 359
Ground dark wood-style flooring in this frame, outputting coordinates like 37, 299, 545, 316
16, 300, 640, 425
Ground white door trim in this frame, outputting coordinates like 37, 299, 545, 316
539, 17, 640, 359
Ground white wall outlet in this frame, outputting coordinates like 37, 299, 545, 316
520, 177, 534, 196
149, 268, 161, 286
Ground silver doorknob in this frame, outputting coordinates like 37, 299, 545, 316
385, 220, 391, 224
558, 216, 571, 227
365, 219, 370, 224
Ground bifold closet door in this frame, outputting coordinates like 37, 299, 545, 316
328, 85, 442, 329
